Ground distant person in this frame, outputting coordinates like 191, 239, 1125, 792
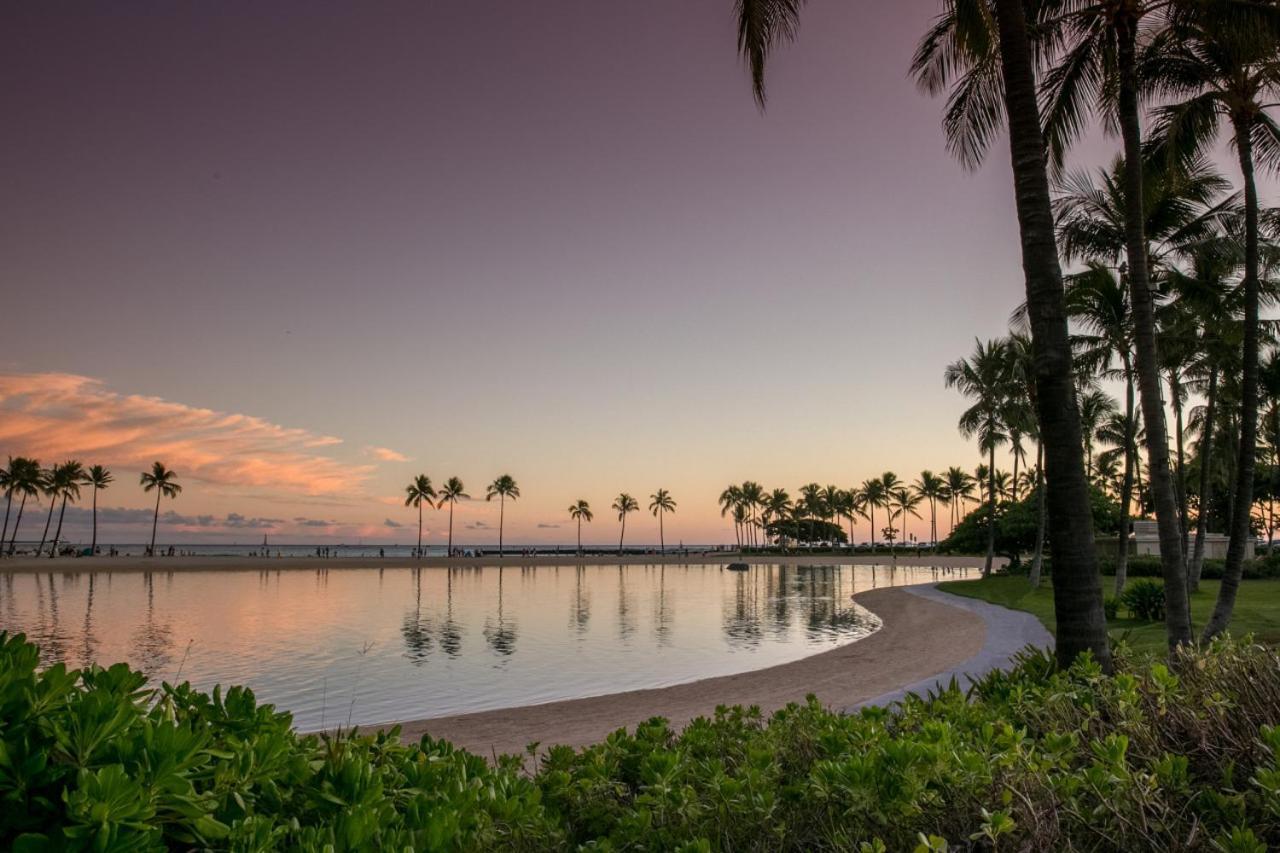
379, 547, 385, 558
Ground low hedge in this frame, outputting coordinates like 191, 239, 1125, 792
4, 632, 1280, 850
1021, 553, 1280, 581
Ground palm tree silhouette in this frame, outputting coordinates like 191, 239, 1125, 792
858, 478, 886, 550
436, 477, 469, 556
0, 458, 18, 554
914, 471, 946, 551
404, 474, 436, 558
943, 466, 976, 533
648, 489, 676, 553
4, 457, 40, 556
612, 493, 638, 555
140, 462, 182, 557
763, 488, 791, 549
36, 464, 60, 557
718, 484, 744, 549
485, 474, 519, 556
946, 339, 1011, 576
568, 500, 593, 555
85, 465, 113, 556
1149, 10, 1280, 641
48, 461, 86, 559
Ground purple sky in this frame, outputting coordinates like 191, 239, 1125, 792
1, 2, 1271, 545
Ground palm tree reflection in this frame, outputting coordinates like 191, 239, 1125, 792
484, 568, 517, 657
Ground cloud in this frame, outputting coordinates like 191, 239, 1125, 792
537, 523, 561, 529
383, 518, 403, 528
225, 512, 284, 529
464, 521, 490, 530
292, 517, 333, 528
366, 446, 409, 462
0, 372, 373, 496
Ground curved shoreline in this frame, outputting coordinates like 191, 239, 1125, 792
386, 584, 1001, 758
0, 553, 997, 574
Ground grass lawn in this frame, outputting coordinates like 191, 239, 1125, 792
938, 575, 1280, 655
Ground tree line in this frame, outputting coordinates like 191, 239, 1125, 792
738, 0, 1280, 665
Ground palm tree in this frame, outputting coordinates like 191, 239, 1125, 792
891, 488, 923, 552
48, 461, 85, 559
719, 484, 745, 549
740, 481, 766, 549
612, 493, 638, 554
85, 465, 113, 556
139, 462, 181, 557
404, 474, 436, 558
435, 477, 469, 556
859, 478, 887, 550
914, 471, 947, 551
568, 500, 593, 554
649, 489, 677, 553
1149, 8, 1280, 641
763, 488, 792, 549
5, 457, 40, 556
485, 475, 520, 557
738, 0, 1109, 665
1077, 389, 1119, 484
946, 339, 1012, 577
0, 458, 16, 553
798, 483, 822, 548
36, 464, 63, 557
943, 466, 976, 533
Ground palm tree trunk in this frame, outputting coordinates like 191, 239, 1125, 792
417, 502, 423, 558
659, 511, 665, 553
992, 0, 1110, 670
618, 516, 625, 555
1030, 441, 1046, 589
984, 444, 996, 577
1205, 118, 1262, 641
1116, 372, 1136, 595
448, 502, 455, 555
50, 495, 68, 559
1172, 372, 1190, 570
91, 487, 99, 555
498, 494, 505, 557
576, 516, 582, 555
38, 498, 55, 558
1011, 443, 1020, 503
1190, 368, 1219, 590
149, 489, 161, 556
1115, 18, 1192, 648
1, 492, 12, 556
8, 494, 27, 556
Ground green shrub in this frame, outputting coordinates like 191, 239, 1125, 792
1119, 578, 1166, 621
1104, 595, 1120, 621
4, 632, 1280, 850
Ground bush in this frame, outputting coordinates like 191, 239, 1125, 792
4, 632, 1280, 850
1104, 595, 1120, 621
1119, 578, 1166, 621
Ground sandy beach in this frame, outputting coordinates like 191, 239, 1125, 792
0, 552, 998, 573
385, 585, 989, 757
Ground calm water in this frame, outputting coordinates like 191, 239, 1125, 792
0, 563, 970, 729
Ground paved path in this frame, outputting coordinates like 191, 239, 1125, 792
851, 583, 1054, 710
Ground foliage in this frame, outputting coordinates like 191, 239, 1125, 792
941, 486, 1121, 558
1120, 579, 1167, 622
8, 631, 1280, 850
762, 518, 846, 545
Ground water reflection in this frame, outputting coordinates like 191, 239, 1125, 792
0, 563, 971, 728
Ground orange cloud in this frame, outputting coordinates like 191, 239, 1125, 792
367, 446, 409, 462
0, 372, 373, 496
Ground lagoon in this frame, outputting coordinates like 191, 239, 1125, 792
0, 562, 970, 729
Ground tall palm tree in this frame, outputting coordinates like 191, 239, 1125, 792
485, 475, 520, 557
740, 481, 766, 549
1150, 7, 1280, 640
612, 493, 638, 555
738, 0, 1109, 666
35, 465, 60, 557
404, 474, 436, 558
5, 457, 40, 556
946, 339, 1012, 577
139, 462, 181, 557
649, 489, 677, 553
798, 483, 822, 548
85, 465, 113, 556
436, 477, 469, 556
568, 499, 593, 554
48, 461, 85, 559
0, 458, 16, 553
1077, 389, 1120, 484
914, 471, 947, 550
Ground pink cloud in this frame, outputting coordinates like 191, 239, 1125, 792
367, 446, 409, 462
0, 372, 373, 496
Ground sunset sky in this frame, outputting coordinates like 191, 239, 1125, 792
2, 2, 1272, 546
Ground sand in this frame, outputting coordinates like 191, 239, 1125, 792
386, 585, 988, 758
0, 552, 997, 573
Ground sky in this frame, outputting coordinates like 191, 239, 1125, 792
1, 2, 1273, 547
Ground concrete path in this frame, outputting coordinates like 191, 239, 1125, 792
851, 583, 1054, 711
